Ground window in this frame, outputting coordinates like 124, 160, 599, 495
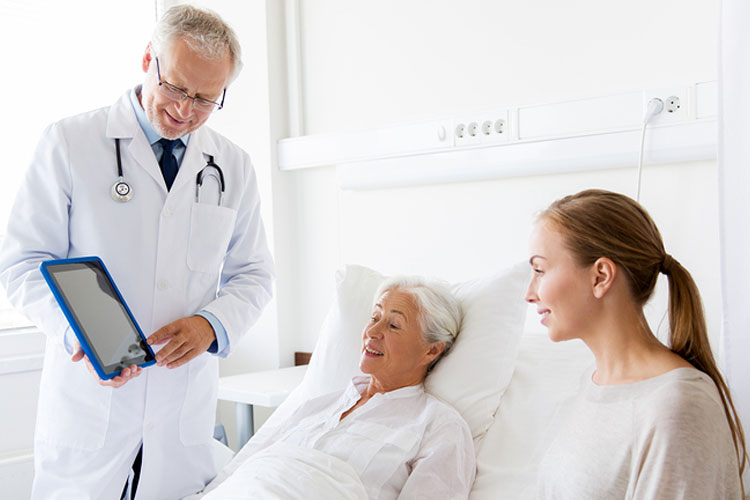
0, 0, 157, 329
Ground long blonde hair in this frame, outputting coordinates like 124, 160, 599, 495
541, 189, 747, 491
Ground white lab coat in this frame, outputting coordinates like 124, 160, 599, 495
0, 90, 274, 500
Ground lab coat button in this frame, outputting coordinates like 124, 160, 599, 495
163, 208, 172, 217
157, 280, 169, 290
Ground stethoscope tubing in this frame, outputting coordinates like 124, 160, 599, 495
196, 155, 225, 205
111, 138, 225, 205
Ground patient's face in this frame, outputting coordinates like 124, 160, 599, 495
360, 290, 437, 392
525, 222, 597, 342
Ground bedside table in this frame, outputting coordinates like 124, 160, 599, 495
218, 364, 308, 448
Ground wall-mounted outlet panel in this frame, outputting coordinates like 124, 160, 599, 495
644, 87, 689, 124
280, 82, 713, 172
453, 109, 509, 147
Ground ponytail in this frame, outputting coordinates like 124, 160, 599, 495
661, 256, 748, 494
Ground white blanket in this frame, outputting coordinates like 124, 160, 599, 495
199, 442, 368, 500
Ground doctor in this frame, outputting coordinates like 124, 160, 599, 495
0, 5, 274, 500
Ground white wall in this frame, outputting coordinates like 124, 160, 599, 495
299, 0, 716, 133
272, 0, 720, 356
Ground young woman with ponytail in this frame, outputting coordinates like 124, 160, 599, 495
526, 189, 747, 499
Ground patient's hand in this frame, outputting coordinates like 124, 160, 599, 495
71, 345, 142, 388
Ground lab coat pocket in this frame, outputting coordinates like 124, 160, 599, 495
186, 203, 237, 274
179, 355, 218, 446
36, 341, 113, 450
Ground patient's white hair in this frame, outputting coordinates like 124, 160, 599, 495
374, 276, 463, 371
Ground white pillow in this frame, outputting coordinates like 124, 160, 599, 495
296, 262, 530, 443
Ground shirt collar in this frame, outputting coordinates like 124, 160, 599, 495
350, 375, 424, 400
129, 85, 190, 147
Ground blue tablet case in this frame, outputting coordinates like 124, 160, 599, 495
40, 256, 156, 380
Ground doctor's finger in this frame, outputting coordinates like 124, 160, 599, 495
147, 323, 180, 346
159, 340, 194, 368
71, 346, 85, 363
103, 365, 142, 388
83, 355, 118, 385
154, 336, 187, 366
165, 346, 200, 369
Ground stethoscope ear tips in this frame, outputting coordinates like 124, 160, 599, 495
111, 177, 133, 202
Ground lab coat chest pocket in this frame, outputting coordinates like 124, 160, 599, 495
187, 203, 237, 274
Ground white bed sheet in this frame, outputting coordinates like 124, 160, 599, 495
200, 442, 367, 500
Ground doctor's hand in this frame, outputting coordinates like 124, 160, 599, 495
71, 345, 142, 388
147, 315, 216, 369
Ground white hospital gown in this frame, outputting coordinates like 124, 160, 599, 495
202, 376, 476, 499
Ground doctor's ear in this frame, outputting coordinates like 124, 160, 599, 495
591, 257, 616, 299
141, 43, 154, 73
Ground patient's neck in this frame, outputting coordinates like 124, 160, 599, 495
340, 375, 423, 421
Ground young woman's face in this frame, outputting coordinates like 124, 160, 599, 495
525, 221, 597, 342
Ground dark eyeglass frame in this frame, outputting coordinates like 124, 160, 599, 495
155, 56, 226, 112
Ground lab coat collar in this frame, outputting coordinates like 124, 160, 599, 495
105, 90, 165, 190
106, 88, 146, 140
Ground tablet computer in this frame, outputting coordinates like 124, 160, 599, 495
40, 256, 156, 380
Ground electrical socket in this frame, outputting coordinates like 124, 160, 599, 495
453, 110, 509, 147
665, 96, 681, 114
644, 88, 688, 124
453, 118, 481, 146
479, 110, 509, 145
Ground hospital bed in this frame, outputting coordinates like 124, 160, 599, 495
223, 261, 595, 498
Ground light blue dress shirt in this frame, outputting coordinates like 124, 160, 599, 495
128, 86, 229, 357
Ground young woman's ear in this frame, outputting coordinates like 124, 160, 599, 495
591, 257, 616, 299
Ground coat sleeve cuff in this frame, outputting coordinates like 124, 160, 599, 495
196, 310, 230, 357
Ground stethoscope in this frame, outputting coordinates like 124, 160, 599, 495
111, 138, 225, 205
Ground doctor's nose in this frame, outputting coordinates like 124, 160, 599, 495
173, 98, 194, 119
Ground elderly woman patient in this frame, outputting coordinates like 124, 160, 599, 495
191, 276, 476, 500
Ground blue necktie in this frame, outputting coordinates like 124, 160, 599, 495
158, 138, 179, 191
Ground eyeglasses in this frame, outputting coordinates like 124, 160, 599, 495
155, 57, 226, 112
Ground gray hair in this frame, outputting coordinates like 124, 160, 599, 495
151, 4, 243, 83
374, 276, 463, 371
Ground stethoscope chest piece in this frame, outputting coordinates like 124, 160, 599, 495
112, 138, 133, 202
112, 177, 133, 202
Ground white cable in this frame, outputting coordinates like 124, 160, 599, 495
636, 98, 664, 202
